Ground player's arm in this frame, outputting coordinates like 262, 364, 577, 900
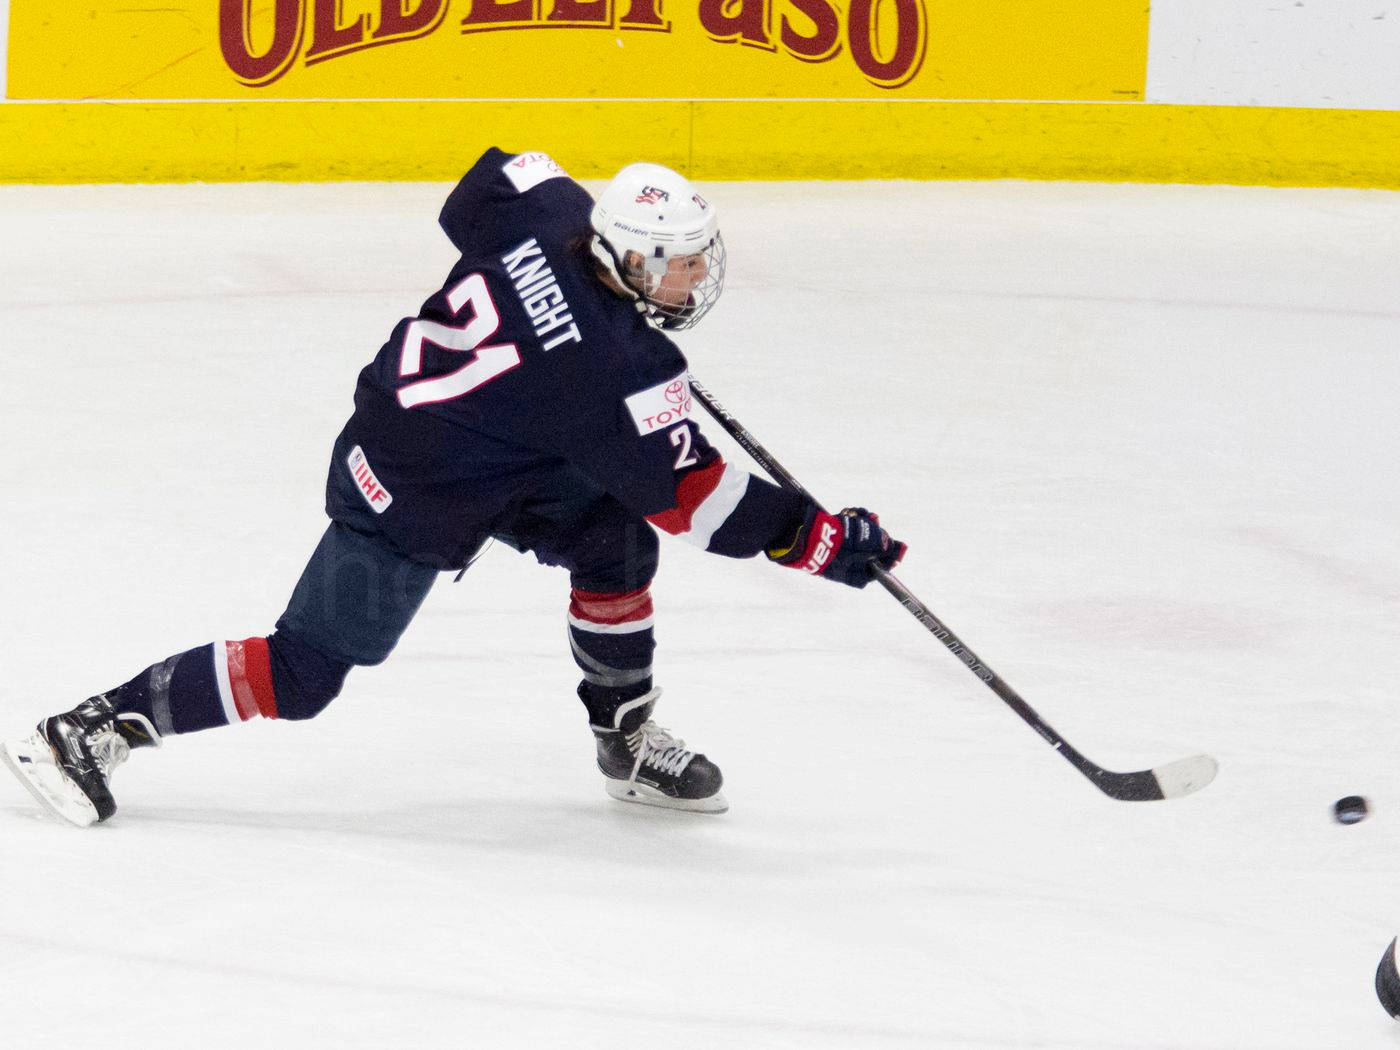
645, 426, 906, 588
571, 372, 906, 588
642, 430, 801, 558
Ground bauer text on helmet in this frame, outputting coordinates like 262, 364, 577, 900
590, 163, 727, 331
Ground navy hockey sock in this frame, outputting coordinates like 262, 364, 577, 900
100, 639, 280, 737
568, 585, 656, 723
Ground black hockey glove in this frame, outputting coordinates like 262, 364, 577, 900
768, 505, 907, 589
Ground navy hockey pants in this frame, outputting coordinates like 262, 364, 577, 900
284, 486, 661, 722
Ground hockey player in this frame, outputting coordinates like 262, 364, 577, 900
1, 149, 906, 827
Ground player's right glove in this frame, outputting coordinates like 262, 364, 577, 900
767, 504, 907, 589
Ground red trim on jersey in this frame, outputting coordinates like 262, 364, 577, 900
646, 458, 726, 536
569, 585, 654, 627
227, 637, 278, 720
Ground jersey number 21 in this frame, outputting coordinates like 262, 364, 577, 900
397, 273, 521, 409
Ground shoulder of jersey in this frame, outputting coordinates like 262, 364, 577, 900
439, 148, 593, 257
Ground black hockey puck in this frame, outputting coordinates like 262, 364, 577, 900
1377, 937, 1400, 1019
1335, 796, 1369, 824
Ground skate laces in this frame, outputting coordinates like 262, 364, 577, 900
86, 725, 130, 780
626, 721, 696, 784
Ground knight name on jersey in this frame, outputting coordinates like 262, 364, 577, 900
347, 446, 393, 513
502, 238, 583, 351
625, 374, 695, 435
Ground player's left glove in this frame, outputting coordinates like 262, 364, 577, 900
768, 504, 907, 589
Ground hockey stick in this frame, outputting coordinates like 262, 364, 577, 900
687, 375, 1217, 802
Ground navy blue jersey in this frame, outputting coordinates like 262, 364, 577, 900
325, 148, 804, 569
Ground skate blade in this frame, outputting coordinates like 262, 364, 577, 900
0, 734, 99, 828
604, 777, 728, 814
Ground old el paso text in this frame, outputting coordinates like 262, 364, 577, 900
219, 0, 927, 90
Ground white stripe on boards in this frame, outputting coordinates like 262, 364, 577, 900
210, 641, 241, 726
681, 464, 750, 550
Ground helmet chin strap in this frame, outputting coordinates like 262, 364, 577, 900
592, 235, 672, 324
590, 236, 644, 301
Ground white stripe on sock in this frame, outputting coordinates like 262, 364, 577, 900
567, 613, 655, 635
210, 641, 241, 726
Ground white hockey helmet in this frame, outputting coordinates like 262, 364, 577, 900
590, 162, 727, 331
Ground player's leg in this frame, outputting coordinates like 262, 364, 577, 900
2, 521, 437, 826
498, 485, 725, 813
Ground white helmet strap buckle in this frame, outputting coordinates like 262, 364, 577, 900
641, 248, 669, 276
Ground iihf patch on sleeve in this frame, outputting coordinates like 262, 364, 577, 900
347, 446, 393, 513
503, 152, 569, 193
624, 374, 694, 435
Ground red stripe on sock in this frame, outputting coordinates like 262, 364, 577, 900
242, 637, 278, 719
227, 637, 278, 720
569, 585, 654, 627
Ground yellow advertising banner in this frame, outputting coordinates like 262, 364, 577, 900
8, 0, 1148, 101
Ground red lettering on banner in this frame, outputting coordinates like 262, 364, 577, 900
460, 0, 537, 28
780, 0, 841, 63
846, 0, 926, 88
306, 0, 370, 61
461, 0, 670, 32
690, 0, 927, 85
618, 0, 669, 29
306, 0, 451, 64
698, 0, 774, 51
219, 0, 304, 86
216, 0, 926, 91
548, 0, 609, 25
219, 1, 451, 81
378, 0, 450, 38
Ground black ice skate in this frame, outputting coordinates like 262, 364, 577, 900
1, 696, 160, 827
591, 688, 727, 814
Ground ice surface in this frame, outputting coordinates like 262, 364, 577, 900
1, 177, 1398, 1048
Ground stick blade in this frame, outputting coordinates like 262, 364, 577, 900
1090, 754, 1218, 801
1151, 754, 1218, 799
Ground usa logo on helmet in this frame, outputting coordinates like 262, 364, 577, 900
635, 186, 671, 205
